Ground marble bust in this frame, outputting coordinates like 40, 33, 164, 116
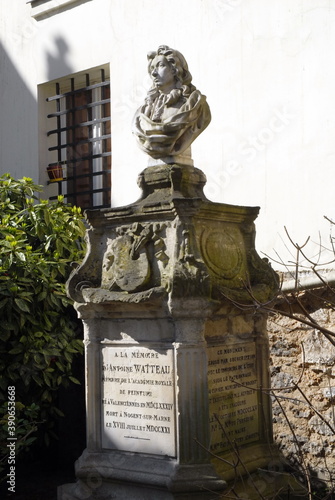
132, 45, 211, 165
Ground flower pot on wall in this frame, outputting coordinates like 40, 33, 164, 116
47, 164, 64, 181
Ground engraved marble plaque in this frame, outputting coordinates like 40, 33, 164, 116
208, 343, 259, 454
101, 345, 176, 456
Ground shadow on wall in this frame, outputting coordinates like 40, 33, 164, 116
0, 36, 85, 498
0, 34, 75, 181
0, 42, 37, 180
46, 36, 73, 82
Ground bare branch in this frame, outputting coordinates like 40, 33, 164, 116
272, 391, 313, 499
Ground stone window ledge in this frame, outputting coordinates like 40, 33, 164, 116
27, 0, 92, 20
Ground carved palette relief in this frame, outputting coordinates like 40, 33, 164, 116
101, 222, 169, 293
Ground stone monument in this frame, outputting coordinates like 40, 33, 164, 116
58, 46, 281, 500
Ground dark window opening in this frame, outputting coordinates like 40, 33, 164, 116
46, 69, 111, 209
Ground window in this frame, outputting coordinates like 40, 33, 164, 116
45, 66, 111, 209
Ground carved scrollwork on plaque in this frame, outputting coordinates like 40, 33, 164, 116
200, 229, 243, 280
153, 224, 169, 268
101, 222, 168, 292
171, 223, 210, 297
248, 248, 280, 291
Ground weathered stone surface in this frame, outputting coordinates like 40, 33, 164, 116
304, 329, 335, 366
309, 411, 335, 436
67, 165, 278, 309
268, 304, 335, 484
60, 163, 281, 499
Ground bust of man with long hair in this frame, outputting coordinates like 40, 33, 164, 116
132, 45, 211, 165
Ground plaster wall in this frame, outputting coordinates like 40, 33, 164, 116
0, 0, 334, 268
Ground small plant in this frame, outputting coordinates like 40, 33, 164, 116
0, 174, 86, 470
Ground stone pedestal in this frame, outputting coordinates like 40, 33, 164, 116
58, 165, 280, 499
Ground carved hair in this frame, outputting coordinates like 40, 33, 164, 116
145, 45, 196, 104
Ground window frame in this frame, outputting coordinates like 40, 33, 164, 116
41, 64, 111, 210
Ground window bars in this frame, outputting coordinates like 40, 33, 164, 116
46, 69, 111, 209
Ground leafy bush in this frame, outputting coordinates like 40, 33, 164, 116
0, 401, 40, 482
0, 174, 86, 460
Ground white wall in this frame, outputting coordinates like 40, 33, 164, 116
0, 0, 334, 270
0, 2, 38, 180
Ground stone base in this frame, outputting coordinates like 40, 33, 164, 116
57, 445, 309, 500
58, 482, 221, 500
59, 479, 308, 500
147, 147, 194, 167
211, 443, 309, 500
225, 473, 309, 500
57, 448, 226, 500
212, 443, 279, 483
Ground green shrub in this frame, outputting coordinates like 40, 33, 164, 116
0, 174, 86, 464
0, 401, 40, 482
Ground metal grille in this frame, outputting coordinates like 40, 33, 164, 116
46, 69, 111, 209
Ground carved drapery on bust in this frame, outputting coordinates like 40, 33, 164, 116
132, 45, 211, 164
